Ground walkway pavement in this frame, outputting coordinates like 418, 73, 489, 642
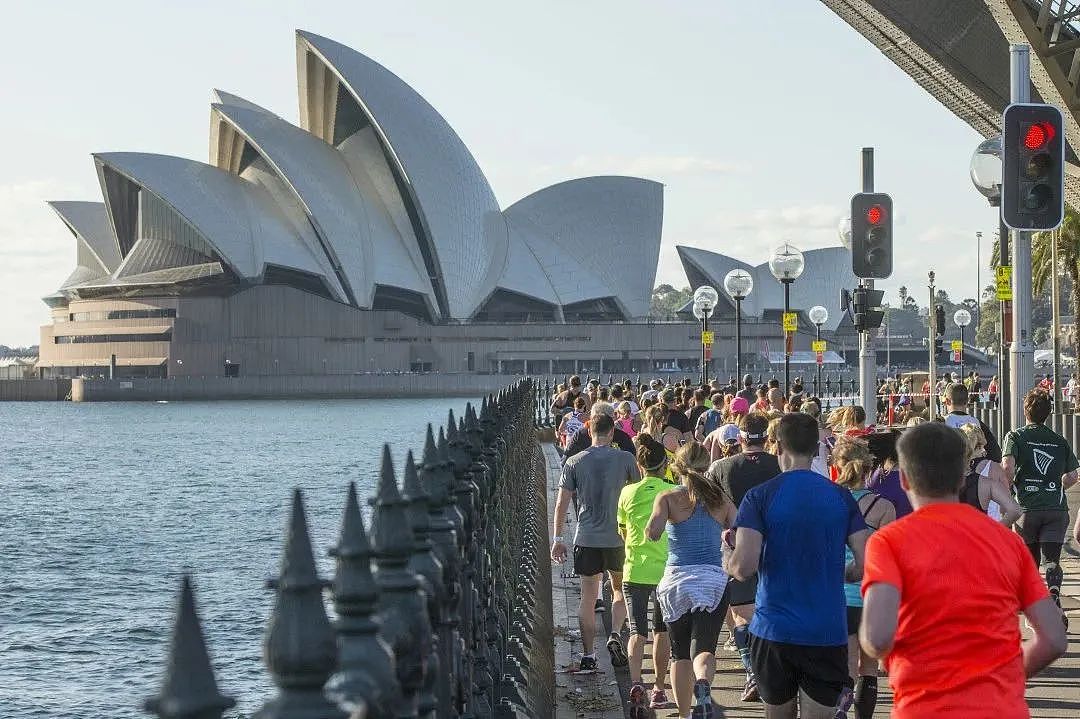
547, 443, 1080, 717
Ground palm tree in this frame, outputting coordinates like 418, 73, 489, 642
1032, 206, 1080, 360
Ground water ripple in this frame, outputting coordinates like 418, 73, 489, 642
0, 397, 477, 718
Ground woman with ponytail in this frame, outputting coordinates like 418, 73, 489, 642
647, 442, 736, 718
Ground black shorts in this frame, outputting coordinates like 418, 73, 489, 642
727, 575, 758, 607
749, 634, 851, 707
624, 582, 667, 636
666, 588, 731, 660
573, 545, 624, 577
846, 605, 862, 637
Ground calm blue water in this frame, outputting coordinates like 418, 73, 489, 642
0, 398, 479, 719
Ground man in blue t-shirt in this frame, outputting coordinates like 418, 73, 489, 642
726, 412, 869, 719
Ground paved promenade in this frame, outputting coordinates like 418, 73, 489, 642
547, 443, 1080, 718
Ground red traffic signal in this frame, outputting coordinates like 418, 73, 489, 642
1022, 121, 1054, 151
866, 204, 885, 225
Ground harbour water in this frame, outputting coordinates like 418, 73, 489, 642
0, 397, 478, 719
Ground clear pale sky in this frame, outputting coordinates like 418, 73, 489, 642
0, 0, 998, 345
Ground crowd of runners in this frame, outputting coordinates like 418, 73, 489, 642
550, 373, 1076, 718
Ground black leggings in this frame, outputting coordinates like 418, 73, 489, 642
1027, 541, 1062, 566
666, 588, 731, 660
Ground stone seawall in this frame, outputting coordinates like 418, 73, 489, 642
69, 374, 532, 401
0, 379, 71, 401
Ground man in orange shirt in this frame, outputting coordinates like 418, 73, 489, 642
860, 422, 1066, 718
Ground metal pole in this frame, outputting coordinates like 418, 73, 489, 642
1010, 44, 1035, 432
1000, 220, 1012, 434
816, 322, 823, 400
860, 147, 877, 413
701, 312, 708, 386
960, 325, 965, 382
1053, 227, 1062, 416
976, 231, 982, 333
735, 296, 743, 384
784, 281, 791, 393
928, 272, 938, 421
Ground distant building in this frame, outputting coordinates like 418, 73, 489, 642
36, 31, 849, 382
0, 356, 37, 380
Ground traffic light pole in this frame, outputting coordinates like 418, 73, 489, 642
859, 147, 877, 415
999, 219, 1011, 434
1009, 44, 1035, 433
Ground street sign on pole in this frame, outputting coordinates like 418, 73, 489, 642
996, 266, 1013, 300
782, 313, 798, 332
816, 351, 824, 365
951, 340, 963, 352
812, 340, 826, 352
701, 330, 714, 345
952, 349, 962, 363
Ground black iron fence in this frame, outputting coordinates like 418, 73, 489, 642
143, 380, 554, 719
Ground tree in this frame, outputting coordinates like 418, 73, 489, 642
898, 286, 908, 308
650, 284, 693, 319
1032, 206, 1080, 360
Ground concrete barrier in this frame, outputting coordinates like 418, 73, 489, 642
70, 374, 536, 402
0, 379, 71, 401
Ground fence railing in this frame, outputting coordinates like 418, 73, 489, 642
143, 380, 554, 719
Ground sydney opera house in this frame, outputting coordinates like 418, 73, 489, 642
37, 31, 856, 380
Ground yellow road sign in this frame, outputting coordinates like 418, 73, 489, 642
812, 340, 826, 353
951, 340, 963, 352
782, 312, 798, 332
996, 265, 1013, 301
701, 330, 714, 346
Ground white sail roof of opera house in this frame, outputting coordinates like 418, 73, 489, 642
677, 245, 858, 332
45, 30, 665, 322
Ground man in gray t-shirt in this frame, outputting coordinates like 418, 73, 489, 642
551, 413, 638, 671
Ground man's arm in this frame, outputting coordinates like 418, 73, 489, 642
726, 527, 763, 581
1022, 597, 1068, 677
845, 529, 870, 583
551, 487, 573, 562
859, 582, 900, 659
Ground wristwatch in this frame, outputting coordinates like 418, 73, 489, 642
552, 536, 564, 543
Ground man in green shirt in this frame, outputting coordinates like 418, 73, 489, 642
1002, 389, 1079, 618
617, 434, 674, 714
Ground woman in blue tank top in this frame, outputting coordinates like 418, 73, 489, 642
646, 442, 736, 719
832, 436, 895, 719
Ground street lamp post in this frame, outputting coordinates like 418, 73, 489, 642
808, 305, 829, 397
693, 285, 719, 386
769, 243, 805, 395
723, 269, 754, 386
954, 309, 972, 382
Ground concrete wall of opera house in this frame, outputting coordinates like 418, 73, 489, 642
38, 285, 808, 380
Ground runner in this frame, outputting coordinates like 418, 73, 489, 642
1002, 389, 1080, 623
563, 401, 636, 459
706, 411, 779, 703
552, 374, 589, 419
831, 436, 895, 719
551, 413, 638, 672
726, 413, 868, 719
957, 422, 1021, 525
648, 442, 737, 718
619, 434, 674, 715
943, 383, 1002, 461
861, 422, 1068, 717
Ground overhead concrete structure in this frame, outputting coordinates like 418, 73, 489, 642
677, 245, 858, 332
821, 0, 1080, 207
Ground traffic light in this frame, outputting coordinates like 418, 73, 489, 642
1002, 103, 1064, 231
851, 193, 893, 279
852, 287, 885, 332
933, 336, 943, 355
934, 305, 945, 336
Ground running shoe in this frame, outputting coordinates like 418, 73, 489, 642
570, 655, 597, 674
691, 678, 713, 718
740, 675, 760, 702
628, 683, 648, 719
595, 598, 605, 613
606, 632, 628, 667
722, 634, 738, 652
649, 688, 675, 709
834, 686, 854, 718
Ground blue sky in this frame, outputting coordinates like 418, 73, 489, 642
0, 0, 997, 344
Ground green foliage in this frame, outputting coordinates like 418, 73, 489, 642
650, 284, 693, 319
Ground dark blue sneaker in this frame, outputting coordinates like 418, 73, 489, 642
691, 678, 713, 718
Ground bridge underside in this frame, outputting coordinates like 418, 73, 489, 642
821, 0, 1080, 208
